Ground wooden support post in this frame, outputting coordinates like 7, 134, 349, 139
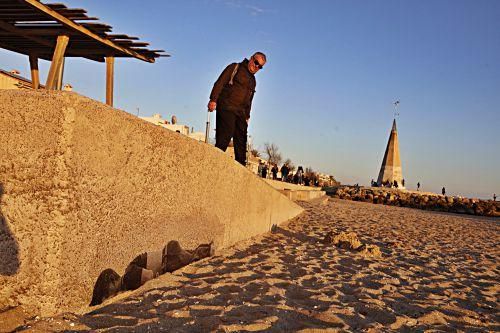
106, 56, 114, 106
29, 54, 39, 89
46, 35, 69, 90
56, 57, 65, 90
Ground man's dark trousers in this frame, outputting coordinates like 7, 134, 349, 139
215, 109, 247, 166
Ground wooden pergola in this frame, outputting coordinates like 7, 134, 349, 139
0, 0, 168, 106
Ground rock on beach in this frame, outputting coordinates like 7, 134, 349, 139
328, 186, 500, 217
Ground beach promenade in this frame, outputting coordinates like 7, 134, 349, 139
13, 198, 499, 332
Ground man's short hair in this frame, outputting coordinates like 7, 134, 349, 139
253, 52, 267, 62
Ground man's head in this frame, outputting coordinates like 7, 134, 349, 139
248, 52, 266, 74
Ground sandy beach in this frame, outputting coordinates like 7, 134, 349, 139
13, 198, 499, 332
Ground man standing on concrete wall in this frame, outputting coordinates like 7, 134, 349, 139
208, 52, 267, 165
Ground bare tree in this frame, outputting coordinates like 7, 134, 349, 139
264, 142, 282, 165
329, 175, 339, 186
250, 149, 260, 158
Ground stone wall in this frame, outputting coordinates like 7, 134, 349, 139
327, 186, 499, 217
0, 90, 303, 317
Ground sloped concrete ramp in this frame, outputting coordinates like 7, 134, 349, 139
0, 90, 303, 317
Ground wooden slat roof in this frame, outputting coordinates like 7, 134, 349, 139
0, 0, 169, 63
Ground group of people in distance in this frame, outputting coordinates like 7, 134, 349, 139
258, 163, 284, 180
257, 163, 319, 187
370, 180, 458, 198
90, 240, 214, 306
372, 179, 405, 189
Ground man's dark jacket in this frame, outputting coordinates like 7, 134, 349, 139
210, 59, 256, 119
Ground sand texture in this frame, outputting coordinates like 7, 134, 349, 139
10, 199, 499, 332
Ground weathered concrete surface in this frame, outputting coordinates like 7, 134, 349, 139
278, 189, 326, 201
264, 178, 322, 192
0, 90, 303, 317
264, 179, 326, 201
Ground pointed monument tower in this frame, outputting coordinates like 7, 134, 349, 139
377, 119, 404, 188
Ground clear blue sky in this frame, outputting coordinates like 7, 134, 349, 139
2, 0, 499, 199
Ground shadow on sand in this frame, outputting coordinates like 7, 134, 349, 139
0, 183, 20, 276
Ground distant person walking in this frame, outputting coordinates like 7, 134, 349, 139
280, 164, 289, 182
208, 52, 267, 165
297, 166, 304, 185
442, 187, 446, 196
494, 194, 497, 201
271, 164, 278, 180
261, 164, 268, 179
417, 182, 420, 191
402, 179, 405, 187
257, 162, 263, 177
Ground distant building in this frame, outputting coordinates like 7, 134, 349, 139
188, 131, 206, 142
317, 173, 339, 187
140, 113, 205, 142
246, 151, 267, 175
0, 69, 45, 90
377, 119, 404, 188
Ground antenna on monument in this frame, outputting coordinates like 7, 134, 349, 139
393, 100, 400, 119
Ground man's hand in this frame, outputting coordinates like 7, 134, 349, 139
207, 100, 217, 112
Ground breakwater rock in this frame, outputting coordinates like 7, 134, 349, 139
326, 187, 500, 217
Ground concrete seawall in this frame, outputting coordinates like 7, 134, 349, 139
264, 179, 326, 201
0, 90, 303, 316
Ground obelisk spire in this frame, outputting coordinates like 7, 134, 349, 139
377, 118, 404, 188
